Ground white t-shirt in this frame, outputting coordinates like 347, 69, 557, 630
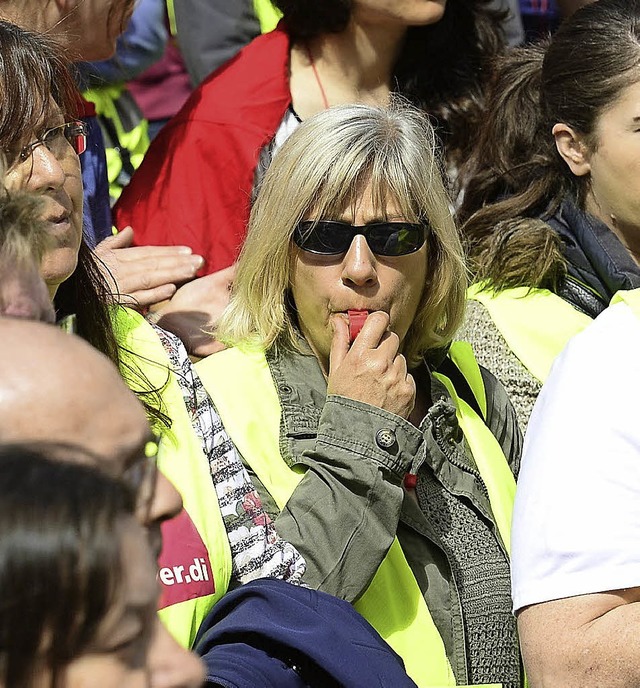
511, 301, 640, 612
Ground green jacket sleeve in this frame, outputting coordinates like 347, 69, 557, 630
262, 395, 423, 602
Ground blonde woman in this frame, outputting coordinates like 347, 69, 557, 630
197, 103, 524, 688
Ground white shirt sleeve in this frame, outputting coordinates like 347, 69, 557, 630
511, 302, 640, 612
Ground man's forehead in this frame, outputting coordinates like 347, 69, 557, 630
79, 400, 152, 477
1, 377, 149, 477
0, 318, 151, 477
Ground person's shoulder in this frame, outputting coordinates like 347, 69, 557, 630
526, 300, 640, 442
551, 300, 640, 380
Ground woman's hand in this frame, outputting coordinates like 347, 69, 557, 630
94, 226, 204, 308
327, 311, 416, 420
151, 265, 236, 357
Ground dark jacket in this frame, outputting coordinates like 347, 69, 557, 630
195, 578, 418, 688
549, 198, 640, 317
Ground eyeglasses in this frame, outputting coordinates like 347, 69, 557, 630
18, 121, 88, 163
123, 432, 161, 519
293, 220, 427, 257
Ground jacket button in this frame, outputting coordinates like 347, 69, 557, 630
279, 384, 293, 396
375, 428, 396, 449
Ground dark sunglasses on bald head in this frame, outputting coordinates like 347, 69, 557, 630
292, 220, 428, 257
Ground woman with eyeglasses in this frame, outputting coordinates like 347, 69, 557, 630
195, 103, 524, 688
0, 18, 305, 658
0, 444, 165, 688
0, 21, 163, 420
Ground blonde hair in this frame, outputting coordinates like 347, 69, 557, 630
0, 187, 48, 268
218, 102, 467, 366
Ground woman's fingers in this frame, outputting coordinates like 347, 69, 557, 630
95, 232, 205, 308
327, 311, 415, 419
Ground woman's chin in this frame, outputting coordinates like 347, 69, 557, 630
41, 254, 79, 295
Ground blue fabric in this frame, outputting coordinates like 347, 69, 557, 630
80, 115, 112, 248
194, 579, 418, 688
518, 0, 557, 15
518, 0, 560, 40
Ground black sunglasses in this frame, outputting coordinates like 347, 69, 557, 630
293, 220, 427, 257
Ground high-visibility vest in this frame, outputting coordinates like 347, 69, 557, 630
166, 0, 177, 35
113, 307, 232, 648
196, 342, 514, 687
613, 289, 640, 317
83, 85, 150, 202
467, 284, 592, 383
253, 0, 282, 32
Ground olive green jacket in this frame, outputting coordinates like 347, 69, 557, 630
239, 344, 522, 686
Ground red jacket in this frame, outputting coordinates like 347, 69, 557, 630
114, 27, 291, 274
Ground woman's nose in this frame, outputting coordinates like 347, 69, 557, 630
341, 235, 378, 288
24, 144, 67, 192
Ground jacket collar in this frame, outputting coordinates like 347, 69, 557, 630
547, 198, 640, 312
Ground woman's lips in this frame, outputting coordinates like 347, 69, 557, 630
43, 211, 72, 233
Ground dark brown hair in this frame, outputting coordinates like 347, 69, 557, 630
0, 21, 169, 429
273, 0, 506, 168
0, 21, 78, 160
460, 0, 640, 290
0, 444, 135, 688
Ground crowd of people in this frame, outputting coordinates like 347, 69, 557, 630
1, 0, 637, 687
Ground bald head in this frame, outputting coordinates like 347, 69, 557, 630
0, 317, 149, 477
0, 317, 183, 531
0, 321, 201, 686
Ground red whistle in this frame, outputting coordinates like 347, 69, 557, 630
348, 309, 368, 343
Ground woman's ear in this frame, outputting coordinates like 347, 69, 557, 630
552, 123, 591, 177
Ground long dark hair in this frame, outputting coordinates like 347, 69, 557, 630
460, 0, 640, 289
0, 21, 119, 356
273, 0, 505, 168
0, 21, 169, 428
0, 443, 135, 688
0, 22, 78, 157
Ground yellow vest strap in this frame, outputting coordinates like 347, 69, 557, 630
113, 307, 232, 647
166, 0, 177, 35
467, 284, 592, 383
447, 341, 488, 419
253, 0, 282, 32
433, 373, 515, 555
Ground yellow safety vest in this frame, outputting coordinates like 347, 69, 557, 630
166, 0, 177, 35
113, 307, 232, 648
253, 0, 282, 32
196, 342, 515, 687
612, 289, 640, 317
467, 284, 592, 384
83, 85, 150, 202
